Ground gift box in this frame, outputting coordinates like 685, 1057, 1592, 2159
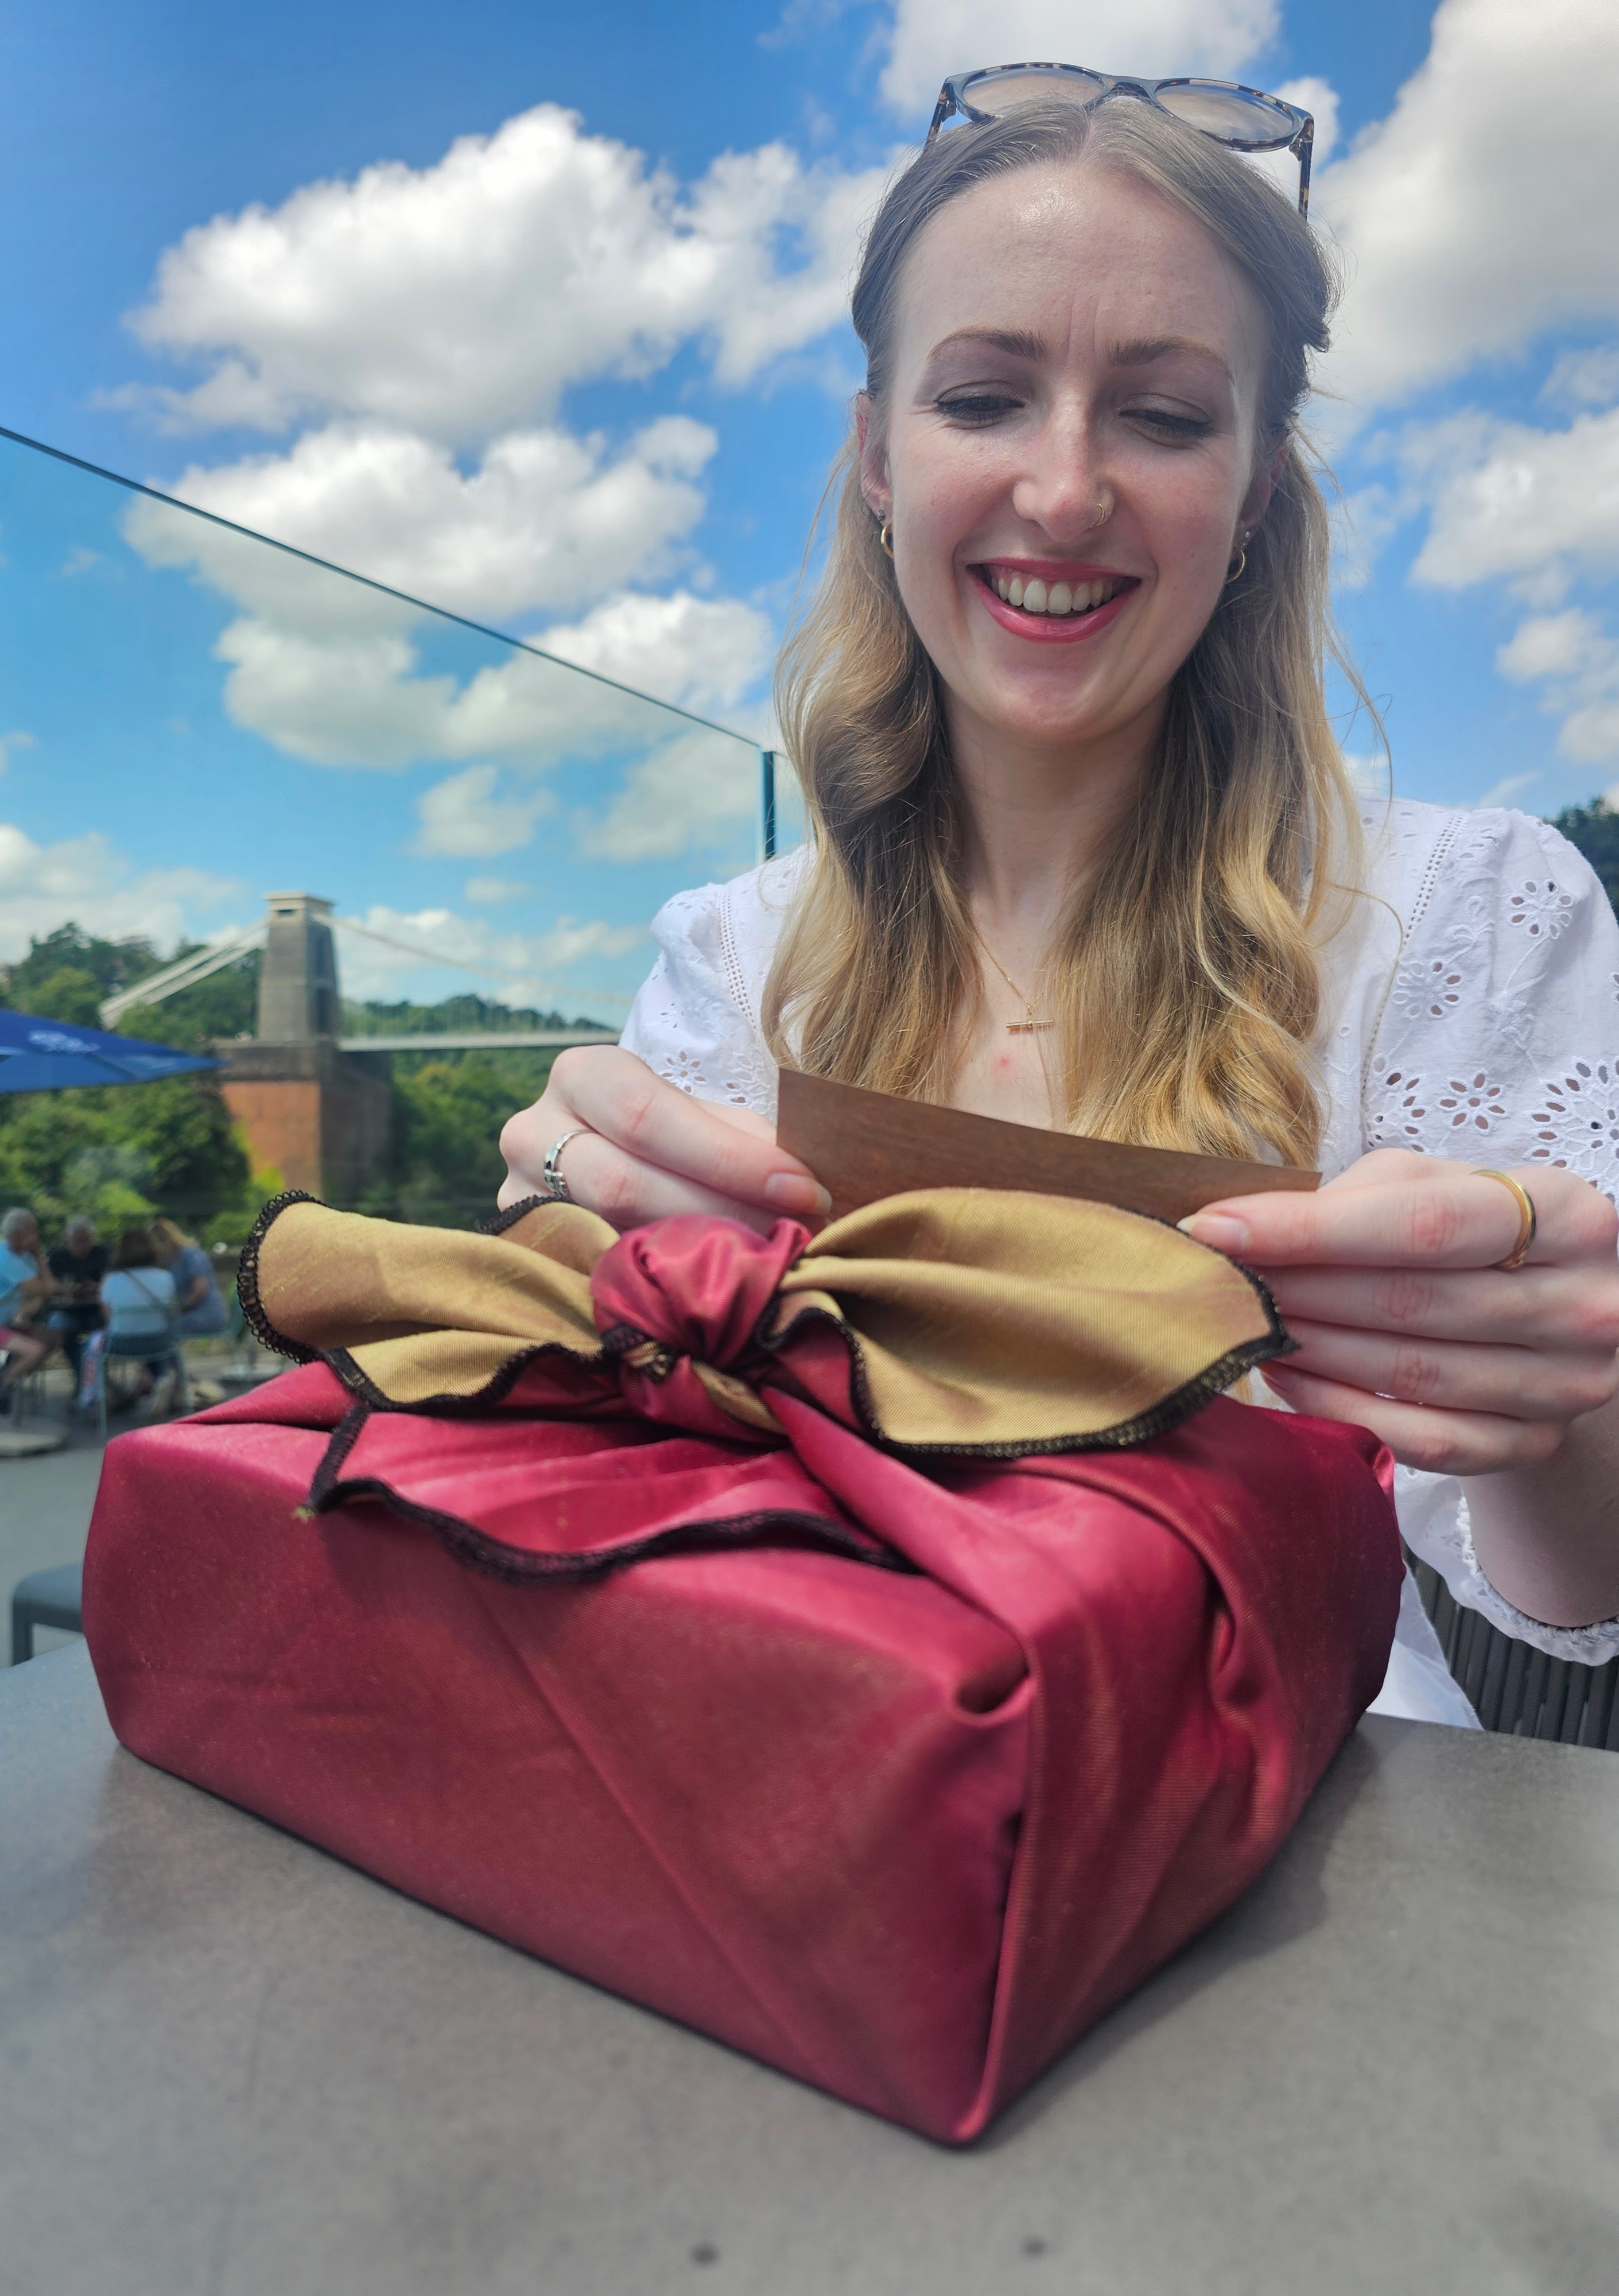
84, 1189, 1400, 2142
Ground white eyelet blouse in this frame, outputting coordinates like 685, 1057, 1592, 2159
620, 798, 1619, 1728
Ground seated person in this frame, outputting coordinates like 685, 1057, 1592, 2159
47, 1215, 110, 1383
0, 1206, 56, 1410
98, 1229, 179, 1401
497, 89, 1619, 1728
149, 1218, 227, 1339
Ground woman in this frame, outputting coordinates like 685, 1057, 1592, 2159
499, 88, 1619, 1725
149, 1218, 227, 1339
0, 1207, 55, 1409
95, 1227, 180, 1409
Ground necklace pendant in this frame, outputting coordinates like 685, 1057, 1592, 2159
1005, 1021, 1052, 1034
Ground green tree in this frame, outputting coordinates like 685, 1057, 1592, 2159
383, 1050, 556, 1228
21, 966, 104, 1026
2, 924, 160, 1008
1548, 798, 1619, 917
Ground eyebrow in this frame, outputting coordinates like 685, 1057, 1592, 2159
925, 327, 1047, 363
923, 326, 1233, 385
1109, 334, 1234, 382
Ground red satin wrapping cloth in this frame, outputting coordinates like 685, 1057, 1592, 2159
84, 1196, 1401, 2142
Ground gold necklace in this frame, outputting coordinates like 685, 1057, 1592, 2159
974, 932, 1052, 1035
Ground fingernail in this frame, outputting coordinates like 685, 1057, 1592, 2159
1179, 1212, 1250, 1255
764, 1172, 832, 1217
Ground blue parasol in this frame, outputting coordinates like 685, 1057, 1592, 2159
0, 1009, 220, 1092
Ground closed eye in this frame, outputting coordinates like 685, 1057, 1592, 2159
934, 390, 1026, 424
1125, 407, 1213, 441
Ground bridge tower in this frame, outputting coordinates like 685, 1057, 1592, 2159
218, 893, 391, 1203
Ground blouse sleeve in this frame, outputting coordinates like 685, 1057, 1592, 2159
618, 883, 779, 1118
1365, 808, 1619, 1197
1365, 807, 1619, 1663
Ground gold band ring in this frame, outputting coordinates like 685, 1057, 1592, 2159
1473, 1168, 1538, 1270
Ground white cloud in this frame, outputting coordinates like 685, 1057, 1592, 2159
1467, 771, 1540, 811
1330, 480, 1403, 591
1497, 610, 1619, 765
539, 589, 774, 718
336, 902, 643, 1007
1400, 406, 1619, 598
1318, 0, 1619, 417
1543, 347, 1619, 410
413, 766, 554, 859
0, 823, 241, 963
106, 100, 822, 858
578, 726, 764, 863
879, 2, 1280, 117
464, 876, 528, 905
139, 583, 770, 784
123, 416, 716, 632
120, 104, 886, 445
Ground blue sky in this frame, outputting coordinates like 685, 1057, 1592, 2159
1, 0, 1616, 1016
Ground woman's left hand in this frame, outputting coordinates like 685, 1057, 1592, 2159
1182, 1149, 1619, 1476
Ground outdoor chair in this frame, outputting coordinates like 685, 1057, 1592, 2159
1407, 1550, 1619, 1749
86, 1331, 193, 1441
10, 1561, 83, 1666
3, 1355, 51, 1426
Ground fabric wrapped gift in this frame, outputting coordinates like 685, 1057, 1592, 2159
84, 1188, 1401, 2143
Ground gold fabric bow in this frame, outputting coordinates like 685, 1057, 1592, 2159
244, 1188, 1288, 1456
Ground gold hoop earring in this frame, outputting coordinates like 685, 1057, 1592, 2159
878, 521, 894, 559
1225, 544, 1248, 584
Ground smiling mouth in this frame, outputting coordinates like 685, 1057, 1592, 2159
973, 567, 1136, 620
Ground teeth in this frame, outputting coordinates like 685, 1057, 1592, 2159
988, 572, 1125, 615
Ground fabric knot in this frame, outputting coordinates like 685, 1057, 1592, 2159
591, 1216, 809, 1378
597, 1323, 677, 1382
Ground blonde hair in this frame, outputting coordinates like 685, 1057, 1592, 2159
148, 1217, 198, 1263
763, 100, 1370, 1166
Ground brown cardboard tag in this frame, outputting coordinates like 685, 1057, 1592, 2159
776, 1068, 1318, 1225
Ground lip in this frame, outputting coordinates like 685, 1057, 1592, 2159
969, 564, 1140, 645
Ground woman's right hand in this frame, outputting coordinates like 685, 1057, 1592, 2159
497, 1047, 830, 1236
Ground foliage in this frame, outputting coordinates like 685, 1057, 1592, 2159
1547, 798, 1619, 917
375, 1049, 557, 1228
0, 925, 259, 1246
0, 1073, 257, 1244
343, 991, 591, 1036
22, 966, 104, 1027
2, 922, 161, 1007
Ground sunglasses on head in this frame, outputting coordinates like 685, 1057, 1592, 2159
926, 64, 1316, 218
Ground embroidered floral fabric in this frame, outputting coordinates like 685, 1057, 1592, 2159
619, 801, 1619, 1697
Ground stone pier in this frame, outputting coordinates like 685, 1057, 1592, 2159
218, 894, 391, 1203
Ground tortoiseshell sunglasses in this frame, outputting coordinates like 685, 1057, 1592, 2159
926, 64, 1317, 217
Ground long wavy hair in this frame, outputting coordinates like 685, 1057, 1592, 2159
762, 100, 1369, 1166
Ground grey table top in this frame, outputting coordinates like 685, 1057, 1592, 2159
3, 1646, 1618, 2296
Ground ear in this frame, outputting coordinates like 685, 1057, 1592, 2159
855, 393, 891, 524
1237, 437, 1290, 540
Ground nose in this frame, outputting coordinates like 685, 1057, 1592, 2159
1009, 415, 1114, 545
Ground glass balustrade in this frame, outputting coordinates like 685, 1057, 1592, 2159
0, 424, 803, 1038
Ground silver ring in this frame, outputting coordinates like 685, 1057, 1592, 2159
542, 1129, 588, 1204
